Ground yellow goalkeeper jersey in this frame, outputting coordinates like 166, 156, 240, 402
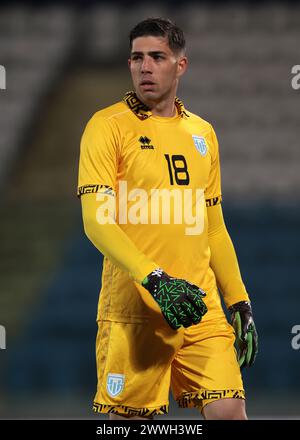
78, 92, 224, 322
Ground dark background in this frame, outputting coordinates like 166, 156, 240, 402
0, 0, 299, 419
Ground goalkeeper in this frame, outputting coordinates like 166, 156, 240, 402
78, 18, 258, 420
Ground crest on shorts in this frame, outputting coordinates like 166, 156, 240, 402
107, 373, 125, 397
192, 135, 207, 156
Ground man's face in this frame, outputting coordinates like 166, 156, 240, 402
128, 36, 187, 105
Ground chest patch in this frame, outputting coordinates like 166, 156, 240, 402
192, 135, 207, 157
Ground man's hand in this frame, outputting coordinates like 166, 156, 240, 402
142, 268, 207, 330
228, 301, 258, 369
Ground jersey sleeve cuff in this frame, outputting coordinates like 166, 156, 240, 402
206, 195, 222, 207
77, 184, 115, 198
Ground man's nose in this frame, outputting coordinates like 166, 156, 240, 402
141, 56, 152, 73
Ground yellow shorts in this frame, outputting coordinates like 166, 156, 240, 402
93, 312, 244, 417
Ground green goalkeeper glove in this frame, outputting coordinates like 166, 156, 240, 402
228, 301, 258, 369
142, 268, 207, 330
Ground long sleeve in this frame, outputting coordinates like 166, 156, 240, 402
207, 203, 250, 308
81, 192, 158, 284
78, 112, 158, 284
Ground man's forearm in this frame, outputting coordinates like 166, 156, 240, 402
207, 204, 250, 308
81, 193, 158, 283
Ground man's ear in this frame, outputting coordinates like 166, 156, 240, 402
128, 58, 131, 69
177, 56, 188, 78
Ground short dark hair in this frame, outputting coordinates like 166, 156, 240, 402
129, 18, 186, 55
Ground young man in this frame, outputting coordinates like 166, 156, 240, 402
77, 18, 258, 420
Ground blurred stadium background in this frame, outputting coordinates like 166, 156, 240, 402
0, 0, 300, 419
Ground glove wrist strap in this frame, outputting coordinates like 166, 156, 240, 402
228, 300, 252, 314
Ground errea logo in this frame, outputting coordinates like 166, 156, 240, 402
139, 136, 154, 150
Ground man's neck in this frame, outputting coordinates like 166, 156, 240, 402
151, 100, 177, 117
137, 92, 177, 118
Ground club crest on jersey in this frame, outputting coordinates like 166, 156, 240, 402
192, 135, 207, 156
107, 373, 125, 397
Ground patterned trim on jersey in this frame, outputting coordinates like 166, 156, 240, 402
123, 91, 150, 120
206, 195, 222, 207
93, 402, 169, 417
174, 96, 189, 118
177, 389, 245, 409
123, 91, 189, 120
77, 184, 114, 197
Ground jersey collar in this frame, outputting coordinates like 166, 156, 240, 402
123, 91, 189, 120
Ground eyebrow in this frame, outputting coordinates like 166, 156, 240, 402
131, 51, 167, 57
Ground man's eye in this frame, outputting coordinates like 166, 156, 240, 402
153, 55, 163, 60
132, 55, 142, 61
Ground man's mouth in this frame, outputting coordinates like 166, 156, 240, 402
140, 80, 155, 86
